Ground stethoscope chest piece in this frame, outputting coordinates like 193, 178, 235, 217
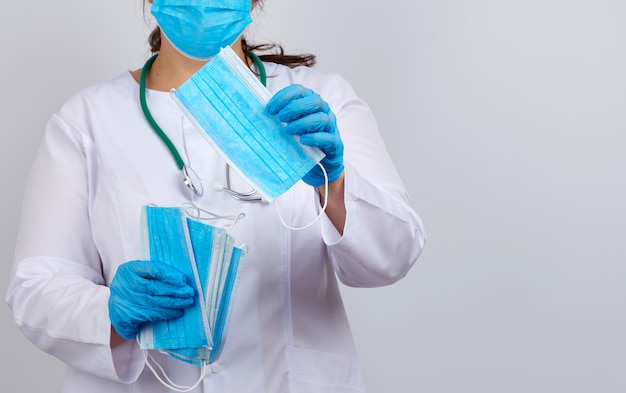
182, 166, 204, 197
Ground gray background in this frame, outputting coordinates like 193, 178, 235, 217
1, 0, 625, 392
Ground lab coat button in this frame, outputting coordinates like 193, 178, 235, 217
211, 363, 222, 373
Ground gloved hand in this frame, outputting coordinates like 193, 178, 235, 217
108, 260, 195, 340
266, 84, 344, 187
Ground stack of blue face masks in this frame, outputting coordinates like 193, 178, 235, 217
137, 205, 246, 367
171, 46, 325, 202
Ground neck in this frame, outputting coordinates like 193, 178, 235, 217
137, 39, 248, 92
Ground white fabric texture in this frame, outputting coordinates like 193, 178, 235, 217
6, 61, 425, 393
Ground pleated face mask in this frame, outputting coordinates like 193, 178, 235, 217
138, 205, 246, 390
151, 0, 252, 61
171, 46, 325, 202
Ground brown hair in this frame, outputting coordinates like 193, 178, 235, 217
147, 26, 316, 68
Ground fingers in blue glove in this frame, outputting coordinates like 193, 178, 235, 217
266, 83, 345, 187
299, 125, 342, 153
283, 112, 335, 137
123, 261, 194, 298
109, 299, 188, 340
266, 84, 330, 122
123, 260, 188, 286
109, 260, 195, 339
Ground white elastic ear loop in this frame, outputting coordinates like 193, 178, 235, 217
143, 351, 207, 392
274, 162, 329, 231
180, 202, 246, 235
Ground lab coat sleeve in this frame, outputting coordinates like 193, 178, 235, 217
318, 74, 426, 287
5, 110, 144, 383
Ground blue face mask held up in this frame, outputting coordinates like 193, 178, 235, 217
171, 46, 326, 203
151, 0, 252, 61
137, 204, 246, 392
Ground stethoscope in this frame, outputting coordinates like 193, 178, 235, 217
139, 51, 267, 202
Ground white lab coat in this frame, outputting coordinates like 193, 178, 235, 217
6, 60, 425, 393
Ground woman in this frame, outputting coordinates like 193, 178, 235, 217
6, 0, 425, 392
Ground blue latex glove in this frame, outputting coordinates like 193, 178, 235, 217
266, 84, 344, 187
108, 260, 195, 340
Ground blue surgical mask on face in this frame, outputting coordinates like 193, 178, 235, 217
151, 0, 253, 61
171, 46, 325, 202
138, 205, 246, 389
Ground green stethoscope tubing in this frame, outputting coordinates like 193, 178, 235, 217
139, 51, 267, 194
